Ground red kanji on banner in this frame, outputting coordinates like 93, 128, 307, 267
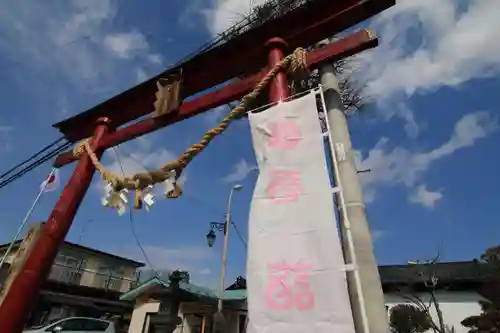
267, 119, 302, 150
265, 260, 315, 311
266, 170, 305, 203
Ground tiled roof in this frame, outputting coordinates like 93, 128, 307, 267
119, 277, 246, 302
378, 261, 491, 285
122, 261, 490, 302
0, 239, 144, 267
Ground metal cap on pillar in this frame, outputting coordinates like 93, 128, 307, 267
264, 37, 288, 50
95, 117, 114, 134
96, 117, 112, 126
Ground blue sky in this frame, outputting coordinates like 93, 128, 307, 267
0, 0, 499, 288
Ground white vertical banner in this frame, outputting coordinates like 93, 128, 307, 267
246, 92, 355, 333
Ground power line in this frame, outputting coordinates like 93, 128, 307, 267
115, 146, 248, 249
0, 141, 72, 190
0, 136, 65, 182
231, 221, 247, 249
111, 147, 159, 275
0, 8, 255, 190
166, 1, 272, 69
0, 142, 70, 185
0, 0, 304, 191
0, 1, 293, 192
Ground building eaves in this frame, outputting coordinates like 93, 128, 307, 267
0, 240, 145, 267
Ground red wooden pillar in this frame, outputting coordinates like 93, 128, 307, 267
266, 37, 290, 102
0, 117, 113, 333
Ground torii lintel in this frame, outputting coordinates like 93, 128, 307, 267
54, 29, 378, 167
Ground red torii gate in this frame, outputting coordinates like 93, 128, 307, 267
0, 0, 394, 331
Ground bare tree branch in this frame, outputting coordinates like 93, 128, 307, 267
396, 258, 456, 333
220, 0, 365, 116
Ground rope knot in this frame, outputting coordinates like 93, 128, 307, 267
72, 139, 90, 157
288, 47, 309, 81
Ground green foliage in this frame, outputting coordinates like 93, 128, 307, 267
461, 246, 500, 333
139, 269, 190, 284
169, 269, 190, 284
177, 270, 190, 283
389, 304, 433, 333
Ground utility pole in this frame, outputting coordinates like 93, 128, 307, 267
205, 184, 243, 333
318, 41, 390, 333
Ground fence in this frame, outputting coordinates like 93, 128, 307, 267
48, 262, 139, 293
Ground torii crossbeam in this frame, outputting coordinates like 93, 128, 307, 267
54, 29, 377, 167
0, 0, 395, 332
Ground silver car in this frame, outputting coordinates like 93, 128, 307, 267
23, 317, 116, 333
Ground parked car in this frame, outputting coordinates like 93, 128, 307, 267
23, 317, 117, 333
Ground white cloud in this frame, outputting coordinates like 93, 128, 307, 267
0, 125, 13, 152
222, 159, 258, 183
114, 243, 214, 273
376, 101, 420, 139
371, 229, 386, 242
409, 185, 443, 209
199, 268, 212, 275
0, 126, 12, 133
103, 31, 149, 59
105, 147, 176, 177
134, 244, 213, 271
356, 111, 498, 203
0, 0, 162, 117
204, 105, 228, 128
360, 0, 500, 100
147, 54, 163, 65
202, 0, 267, 36
135, 67, 148, 83
198, 0, 500, 135
135, 136, 154, 151
199, 0, 500, 139
97, 145, 188, 198
113, 243, 217, 287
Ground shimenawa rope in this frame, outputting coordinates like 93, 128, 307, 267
73, 47, 309, 209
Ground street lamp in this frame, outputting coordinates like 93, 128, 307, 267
206, 229, 217, 248
206, 222, 225, 248
205, 184, 243, 330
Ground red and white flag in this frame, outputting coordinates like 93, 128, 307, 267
40, 168, 59, 192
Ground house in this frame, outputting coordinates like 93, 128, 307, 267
120, 276, 246, 333
0, 239, 145, 326
381, 261, 490, 333
120, 261, 490, 333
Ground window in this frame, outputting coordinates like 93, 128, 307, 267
0, 262, 11, 287
94, 265, 110, 289
83, 319, 110, 331
54, 318, 87, 331
108, 267, 125, 291
49, 254, 85, 285
94, 265, 125, 291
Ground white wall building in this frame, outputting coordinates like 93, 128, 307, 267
385, 291, 484, 333
380, 261, 488, 333
121, 261, 489, 333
